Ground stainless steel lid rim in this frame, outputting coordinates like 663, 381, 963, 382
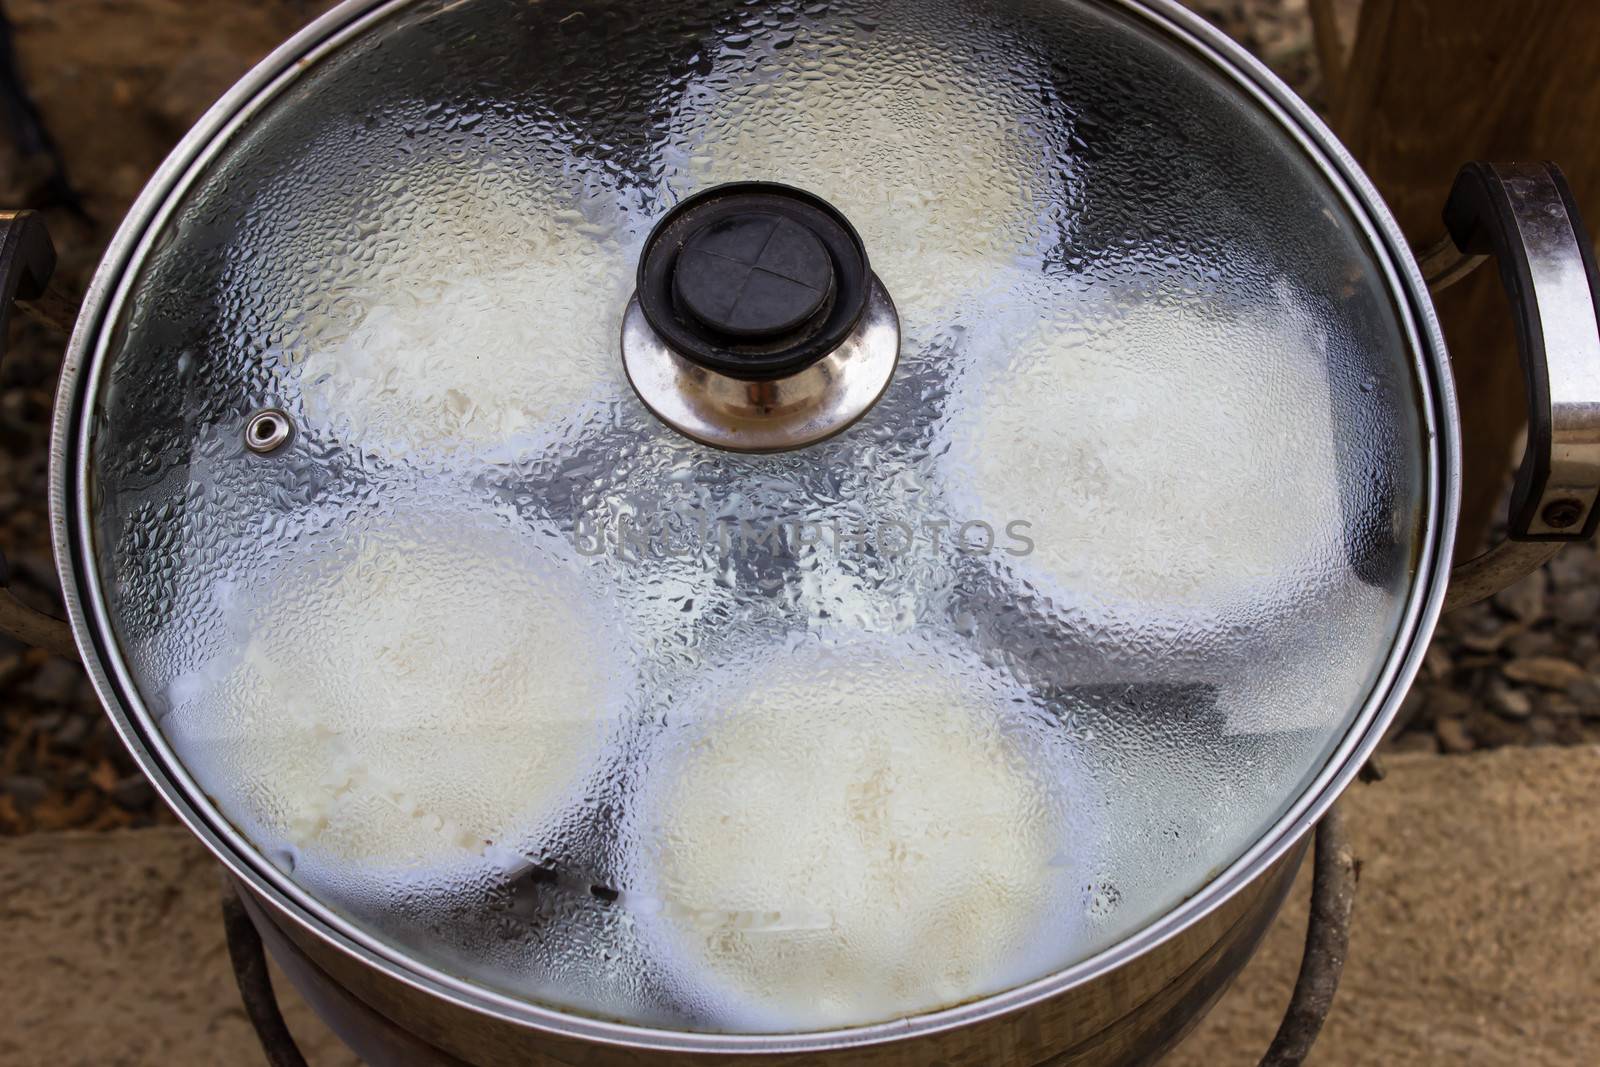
48, 0, 1457, 1054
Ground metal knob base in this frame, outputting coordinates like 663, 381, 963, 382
621, 275, 900, 453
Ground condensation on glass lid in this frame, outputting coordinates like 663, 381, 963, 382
623, 634, 1090, 1032
157, 515, 630, 875
942, 287, 1347, 611
661, 3, 1068, 322
266, 151, 640, 456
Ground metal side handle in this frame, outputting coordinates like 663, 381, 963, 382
1441, 163, 1600, 611
0, 210, 76, 658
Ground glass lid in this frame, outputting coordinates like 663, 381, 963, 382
81, 0, 1426, 1035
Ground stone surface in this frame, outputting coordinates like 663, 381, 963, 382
1434, 715, 1474, 754
1492, 569, 1547, 623
1503, 657, 1591, 691
1170, 746, 1599, 1067
0, 747, 1594, 1065
0, 831, 358, 1067
1486, 679, 1533, 720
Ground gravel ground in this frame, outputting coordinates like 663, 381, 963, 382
1189, 0, 1329, 107
0, 0, 1596, 835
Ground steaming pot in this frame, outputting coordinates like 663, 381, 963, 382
2, 0, 1597, 1064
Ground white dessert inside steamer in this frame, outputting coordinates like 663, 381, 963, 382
169, 520, 617, 869
954, 295, 1344, 609
291, 157, 631, 452
665, 50, 1046, 319
637, 642, 1063, 1030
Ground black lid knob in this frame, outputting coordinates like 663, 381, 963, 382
636, 183, 871, 381
673, 213, 835, 340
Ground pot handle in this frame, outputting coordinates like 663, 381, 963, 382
0, 210, 76, 658
1441, 162, 1600, 611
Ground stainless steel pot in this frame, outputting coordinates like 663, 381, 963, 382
2, 1, 1597, 1065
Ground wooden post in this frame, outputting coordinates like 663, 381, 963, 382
1331, 0, 1600, 557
